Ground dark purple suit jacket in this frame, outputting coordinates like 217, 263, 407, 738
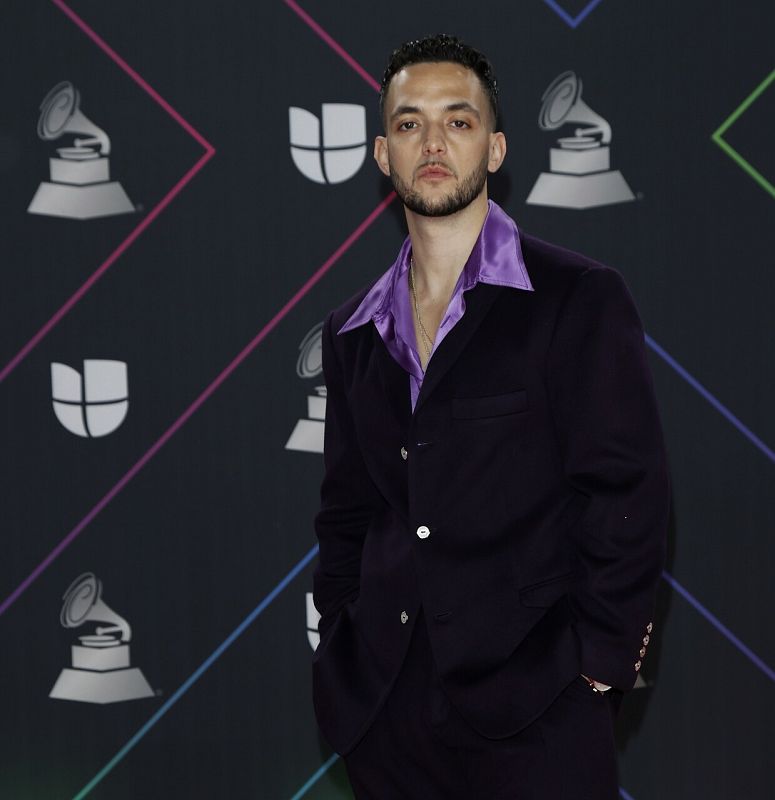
312, 231, 670, 755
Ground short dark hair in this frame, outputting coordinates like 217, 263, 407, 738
379, 34, 499, 130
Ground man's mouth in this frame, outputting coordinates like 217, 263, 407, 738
417, 165, 453, 179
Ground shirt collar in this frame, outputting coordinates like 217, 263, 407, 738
337, 199, 533, 335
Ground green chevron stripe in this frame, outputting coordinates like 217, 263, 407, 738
711, 69, 775, 199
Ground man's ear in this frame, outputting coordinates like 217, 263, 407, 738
487, 131, 507, 173
374, 136, 391, 177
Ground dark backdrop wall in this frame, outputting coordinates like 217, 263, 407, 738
1, 1, 773, 798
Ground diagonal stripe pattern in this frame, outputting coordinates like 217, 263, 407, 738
662, 571, 774, 682
541, 0, 606, 28
711, 69, 775, 199
0, 0, 216, 385
645, 335, 774, 464
72, 545, 320, 800
16, 2, 770, 798
0, 192, 396, 619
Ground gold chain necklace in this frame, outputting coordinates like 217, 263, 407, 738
409, 257, 434, 363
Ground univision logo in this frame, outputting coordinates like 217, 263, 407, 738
306, 592, 321, 651
51, 359, 128, 437
289, 104, 366, 184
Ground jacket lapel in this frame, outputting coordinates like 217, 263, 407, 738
414, 282, 504, 415
373, 324, 412, 426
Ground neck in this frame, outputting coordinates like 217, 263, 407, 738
405, 191, 489, 302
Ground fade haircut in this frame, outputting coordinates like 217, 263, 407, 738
379, 33, 499, 131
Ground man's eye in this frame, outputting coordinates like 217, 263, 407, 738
451, 120, 470, 128
398, 121, 417, 130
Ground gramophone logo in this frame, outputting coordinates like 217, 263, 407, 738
306, 592, 321, 652
526, 71, 635, 209
51, 359, 129, 438
49, 573, 155, 704
289, 104, 366, 184
285, 323, 326, 454
28, 81, 134, 219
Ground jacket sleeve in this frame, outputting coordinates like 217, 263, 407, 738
546, 266, 671, 691
313, 311, 384, 641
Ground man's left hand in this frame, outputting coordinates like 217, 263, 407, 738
581, 674, 612, 692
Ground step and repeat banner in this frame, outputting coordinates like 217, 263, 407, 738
1, 1, 772, 798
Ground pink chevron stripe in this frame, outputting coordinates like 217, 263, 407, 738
0, 192, 397, 618
50, 0, 214, 151
0, 1, 215, 384
283, 0, 381, 93
0, 150, 211, 383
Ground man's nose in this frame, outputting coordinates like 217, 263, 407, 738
422, 124, 447, 155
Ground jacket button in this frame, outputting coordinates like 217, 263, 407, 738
639, 647, 647, 657
646, 622, 653, 633
400, 446, 408, 461
400, 611, 408, 624
634, 660, 642, 671
416, 525, 430, 539
643, 635, 650, 645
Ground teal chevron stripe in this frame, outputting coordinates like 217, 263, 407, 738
290, 753, 341, 799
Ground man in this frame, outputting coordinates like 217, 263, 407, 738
312, 34, 670, 799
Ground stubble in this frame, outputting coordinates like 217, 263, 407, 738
389, 152, 489, 218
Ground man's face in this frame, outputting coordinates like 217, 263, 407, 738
375, 61, 505, 217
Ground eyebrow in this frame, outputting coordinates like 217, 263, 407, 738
390, 101, 481, 122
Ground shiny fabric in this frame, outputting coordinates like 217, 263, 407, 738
337, 200, 534, 410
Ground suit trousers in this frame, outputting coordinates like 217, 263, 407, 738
343, 607, 623, 800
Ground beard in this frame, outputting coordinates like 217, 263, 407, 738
389, 153, 489, 218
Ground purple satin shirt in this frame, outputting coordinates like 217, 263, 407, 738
337, 200, 534, 411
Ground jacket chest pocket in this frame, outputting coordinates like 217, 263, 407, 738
452, 388, 528, 420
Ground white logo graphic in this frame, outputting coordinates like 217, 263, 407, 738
306, 592, 321, 651
51, 359, 129, 438
49, 573, 155, 704
285, 323, 326, 454
289, 104, 366, 184
28, 81, 134, 219
526, 71, 635, 209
